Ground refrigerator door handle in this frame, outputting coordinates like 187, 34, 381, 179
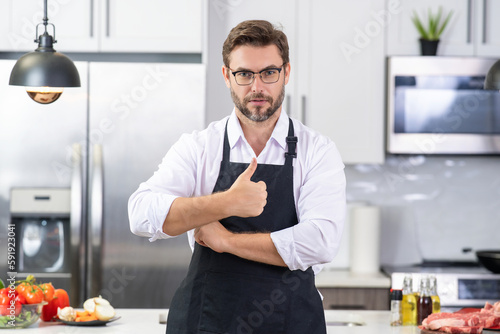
89, 144, 104, 298
70, 143, 85, 306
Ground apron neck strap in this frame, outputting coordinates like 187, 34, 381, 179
222, 117, 297, 165
285, 118, 297, 166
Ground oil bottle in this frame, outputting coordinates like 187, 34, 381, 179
390, 289, 402, 326
429, 275, 441, 313
401, 275, 417, 326
417, 277, 433, 325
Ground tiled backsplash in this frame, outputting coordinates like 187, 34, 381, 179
345, 155, 500, 266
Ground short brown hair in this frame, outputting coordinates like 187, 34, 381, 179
222, 20, 289, 68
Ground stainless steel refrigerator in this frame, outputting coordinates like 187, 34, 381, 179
0, 60, 205, 308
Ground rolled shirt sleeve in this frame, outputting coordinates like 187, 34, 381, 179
271, 137, 346, 274
128, 132, 200, 242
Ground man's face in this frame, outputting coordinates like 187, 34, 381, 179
223, 45, 290, 123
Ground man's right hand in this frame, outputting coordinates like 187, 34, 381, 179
163, 158, 267, 236
226, 158, 267, 217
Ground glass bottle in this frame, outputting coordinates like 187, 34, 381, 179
429, 275, 441, 313
390, 289, 403, 326
401, 275, 417, 326
417, 277, 433, 325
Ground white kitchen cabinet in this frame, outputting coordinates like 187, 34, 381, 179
215, 0, 385, 164
0, 0, 97, 51
0, 0, 202, 53
386, 0, 500, 56
474, 0, 500, 56
303, 0, 385, 164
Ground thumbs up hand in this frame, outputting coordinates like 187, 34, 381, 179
226, 158, 267, 217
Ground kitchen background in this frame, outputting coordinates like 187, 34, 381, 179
1, 0, 499, 308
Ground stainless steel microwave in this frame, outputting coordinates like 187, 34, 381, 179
387, 57, 500, 154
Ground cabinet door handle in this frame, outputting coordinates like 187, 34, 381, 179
286, 95, 291, 116
301, 95, 307, 125
70, 143, 84, 306
482, 0, 488, 44
90, 0, 94, 37
106, 0, 110, 37
467, 0, 473, 44
89, 144, 104, 298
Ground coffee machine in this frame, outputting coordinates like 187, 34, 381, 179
10, 188, 74, 291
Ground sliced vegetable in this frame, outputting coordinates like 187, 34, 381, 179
95, 304, 115, 321
83, 296, 110, 313
78, 296, 115, 322
83, 298, 95, 313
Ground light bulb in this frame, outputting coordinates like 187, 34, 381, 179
26, 87, 64, 104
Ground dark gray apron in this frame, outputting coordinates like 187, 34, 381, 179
166, 118, 326, 334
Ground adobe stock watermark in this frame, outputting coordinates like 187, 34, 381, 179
211, 0, 243, 21
340, 0, 401, 64
51, 65, 169, 183
411, 90, 489, 155
382, 155, 424, 193
382, 88, 491, 192
235, 270, 312, 334
98, 268, 136, 304
8, 0, 75, 49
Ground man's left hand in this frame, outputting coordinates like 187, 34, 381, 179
194, 221, 231, 253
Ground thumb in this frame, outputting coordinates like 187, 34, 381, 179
240, 157, 258, 180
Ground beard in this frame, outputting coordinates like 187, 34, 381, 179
230, 82, 286, 122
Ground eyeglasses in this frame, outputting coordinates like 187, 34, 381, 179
229, 64, 284, 86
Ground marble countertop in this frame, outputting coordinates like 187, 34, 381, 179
315, 269, 391, 288
1, 309, 424, 334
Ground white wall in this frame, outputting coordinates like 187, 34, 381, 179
345, 155, 500, 265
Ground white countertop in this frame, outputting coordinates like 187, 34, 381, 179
315, 269, 391, 288
1, 309, 423, 334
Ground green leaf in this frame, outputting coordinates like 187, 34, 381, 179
411, 11, 429, 39
436, 10, 454, 38
0, 278, 4, 289
411, 6, 453, 41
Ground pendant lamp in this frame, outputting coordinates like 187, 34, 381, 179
484, 59, 500, 91
9, 0, 80, 104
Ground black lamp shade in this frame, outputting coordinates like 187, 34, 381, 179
484, 59, 500, 90
9, 50, 80, 88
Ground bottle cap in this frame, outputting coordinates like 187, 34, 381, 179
391, 289, 402, 300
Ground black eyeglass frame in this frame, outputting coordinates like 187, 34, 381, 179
229, 64, 285, 86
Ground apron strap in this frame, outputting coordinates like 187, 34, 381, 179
222, 117, 297, 166
285, 118, 297, 166
222, 119, 231, 163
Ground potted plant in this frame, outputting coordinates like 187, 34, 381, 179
411, 7, 453, 56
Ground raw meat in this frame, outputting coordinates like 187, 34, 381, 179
420, 301, 500, 334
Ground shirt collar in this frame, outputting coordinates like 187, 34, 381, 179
227, 109, 290, 150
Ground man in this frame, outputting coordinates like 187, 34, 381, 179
129, 20, 346, 334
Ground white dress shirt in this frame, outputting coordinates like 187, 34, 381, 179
128, 110, 346, 274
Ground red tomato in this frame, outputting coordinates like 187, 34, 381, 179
40, 283, 55, 302
0, 294, 10, 316
15, 294, 26, 305
15, 282, 30, 298
0, 293, 22, 316
25, 285, 44, 304
41, 289, 70, 322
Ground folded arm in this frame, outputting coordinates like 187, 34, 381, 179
194, 222, 286, 267
163, 158, 267, 236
